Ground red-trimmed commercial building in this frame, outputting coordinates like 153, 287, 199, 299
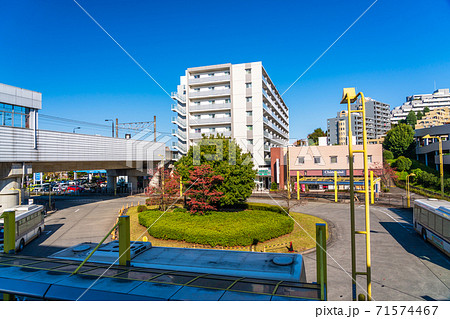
271, 144, 383, 190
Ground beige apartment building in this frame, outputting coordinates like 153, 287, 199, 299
271, 144, 383, 190
415, 107, 450, 129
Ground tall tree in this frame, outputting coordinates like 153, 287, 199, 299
406, 110, 417, 127
416, 111, 423, 120
423, 106, 430, 114
145, 168, 180, 211
175, 135, 257, 206
307, 128, 327, 145
383, 123, 416, 158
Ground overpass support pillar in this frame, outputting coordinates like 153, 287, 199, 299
0, 177, 20, 211
128, 175, 138, 192
107, 174, 117, 194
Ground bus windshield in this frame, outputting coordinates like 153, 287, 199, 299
0, 224, 4, 241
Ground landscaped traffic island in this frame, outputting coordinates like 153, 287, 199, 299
128, 203, 328, 253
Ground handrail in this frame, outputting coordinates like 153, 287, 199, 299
71, 220, 120, 275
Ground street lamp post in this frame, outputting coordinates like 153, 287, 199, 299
406, 173, 416, 208
158, 154, 165, 211
422, 135, 444, 196
105, 119, 115, 137
73, 127, 81, 134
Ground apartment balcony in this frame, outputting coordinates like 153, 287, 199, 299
171, 104, 186, 115
189, 116, 232, 126
174, 142, 187, 154
263, 103, 288, 130
264, 131, 287, 146
189, 75, 230, 85
189, 103, 232, 112
263, 117, 288, 139
262, 90, 289, 123
172, 128, 186, 141
189, 131, 232, 140
171, 92, 186, 103
264, 145, 270, 152
189, 89, 231, 98
171, 116, 186, 128
262, 77, 288, 114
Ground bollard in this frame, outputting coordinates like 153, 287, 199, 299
316, 223, 327, 301
118, 215, 131, 266
358, 293, 366, 301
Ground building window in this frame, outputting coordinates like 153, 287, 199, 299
247, 125, 253, 131
225, 112, 231, 117
297, 157, 305, 165
245, 68, 251, 74
195, 128, 201, 133
246, 83, 252, 88
209, 128, 215, 133
194, 88, 200, 92
210, 114, 215, 118
246, 111, 253, 116
208, 73, 214, 77
246, 97, 252, 102
225, 98, 231, 103
225, 85, 230, 89
194, 75, 200, 79
368, 155, 372, 163
314, 156, 321, 164
209, 100, 215, 104
226, 126, 231, 131
330, 156, 337, 164
224, 71, 230, 75
194, 101, 200, 105
247, 139, 253, 145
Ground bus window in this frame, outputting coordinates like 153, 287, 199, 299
443, 219, 450, 241
428, 213, 436, 231
435, 216, 443, 236
420, 210, 428, 226
0, 224, 4, 241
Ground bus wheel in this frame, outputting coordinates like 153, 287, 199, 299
18, 239, 25, 252
422, 229, 427, 241
37, 228, 42, 237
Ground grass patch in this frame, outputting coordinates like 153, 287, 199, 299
127, 203, 327, 252
139, 209, 294, 247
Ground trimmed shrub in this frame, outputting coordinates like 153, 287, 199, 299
394, 156, 412, 171
138, 209, 294, 247
383, 150, 394, 160
137, 205, 147, 213
270, 182, 278, 191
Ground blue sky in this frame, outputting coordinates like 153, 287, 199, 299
1, 0, 450, 141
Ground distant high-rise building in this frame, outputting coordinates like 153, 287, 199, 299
171, 62, 289, 188
415, 107, 450, 129
327, 97, 391, 145
391, 88, 450, 124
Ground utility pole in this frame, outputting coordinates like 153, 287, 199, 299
154, 115, 157, 142
115, 118, 119, 138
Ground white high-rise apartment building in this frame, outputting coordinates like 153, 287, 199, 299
171, 62, 289, 187
391, 88, 450, 124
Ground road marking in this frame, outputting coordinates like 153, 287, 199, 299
45, 231, 52, 235
74, 209, 80, 213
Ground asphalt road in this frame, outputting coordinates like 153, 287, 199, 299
20, 195, 144, 257
19, 194, 449, 301
250, 197, 450, 301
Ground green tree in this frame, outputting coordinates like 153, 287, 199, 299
406, 110, 417, 127
423, 106, 430, 114
383, 123, 416, 158
416, 111, 423, 120
394, 156, 412, 171
175, 135, 257, 206
307, 128, 327, 145
383, 150, 394, 160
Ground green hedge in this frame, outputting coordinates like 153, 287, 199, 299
138, 209, 294, 247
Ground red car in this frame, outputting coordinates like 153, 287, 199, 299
67, 186, 84, 192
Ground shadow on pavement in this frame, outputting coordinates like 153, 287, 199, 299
379, 221, 450, 270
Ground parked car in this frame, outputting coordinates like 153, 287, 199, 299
67, 186, 84, 193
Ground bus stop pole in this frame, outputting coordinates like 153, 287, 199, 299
334, 171, 338, 203
119, 215, 131, 266
297, 171, 300, 200
316, 223, 327, 301
370, 171, 374, 205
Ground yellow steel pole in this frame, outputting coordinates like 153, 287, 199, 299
1, 210, 16, 254
180, 177, 183, 197
316, 223, 327, 301
360, 93, 372, 301
346, 95, 357, 301
334, 171, 338, 203
287, 147, 291, 199
297, 171, 300, 200
370, 171, 374, 204
119, 215, 131, 266
438, 137, 444, 196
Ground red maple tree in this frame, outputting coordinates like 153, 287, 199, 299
185, 164, 224, 215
